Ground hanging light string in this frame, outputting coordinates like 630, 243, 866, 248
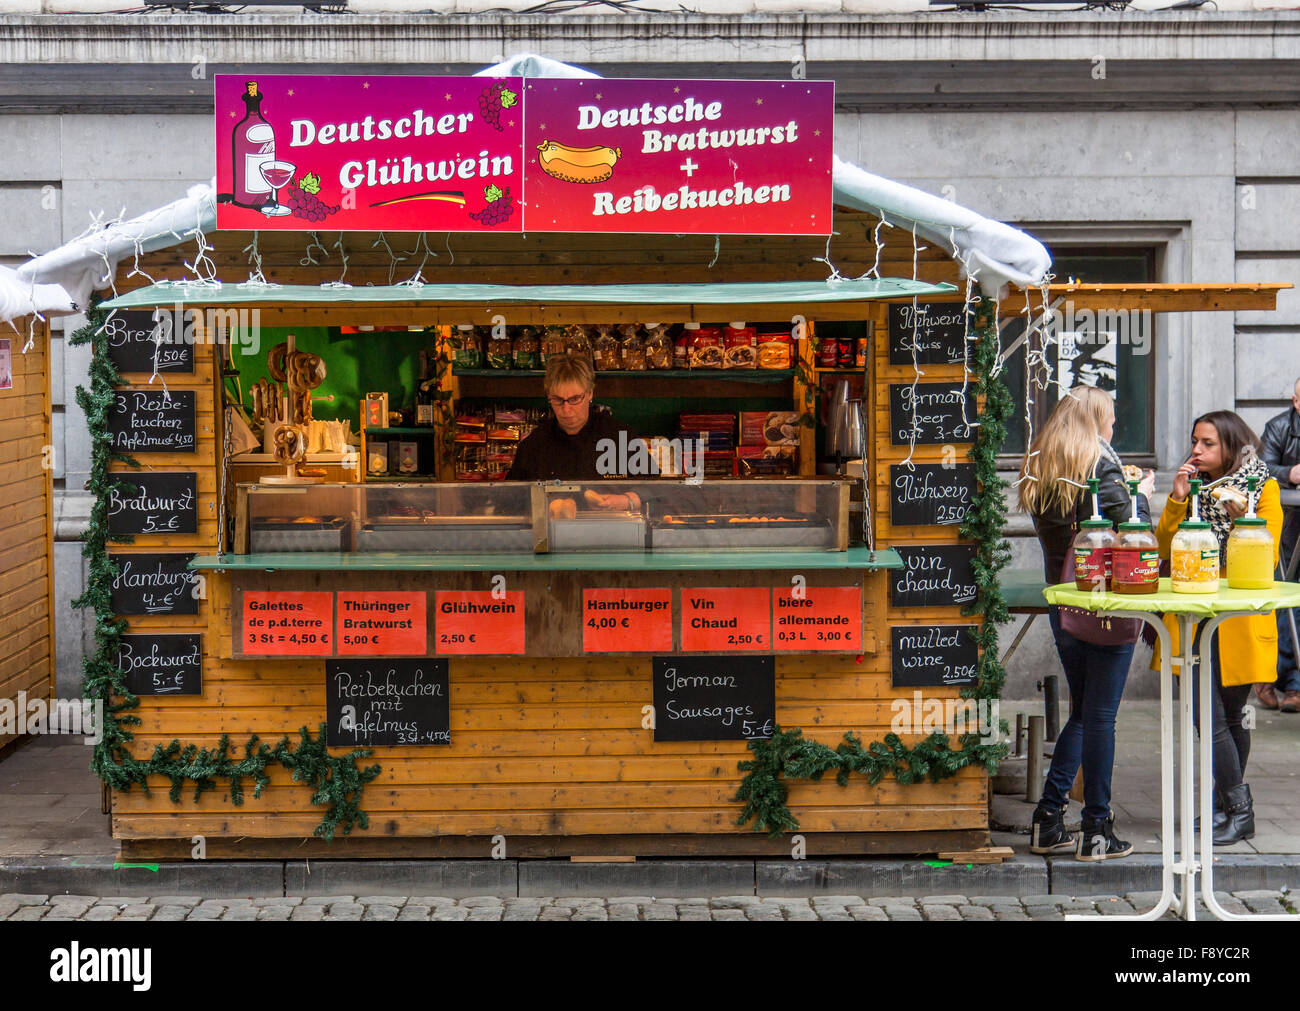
397, 231, 436, 286
444, 231, 455, 267
812, 232, 847, 283
864, 215, 891, 280
300, 231, 328, 268
181, 203, 219, 287
707, 234, 721, 270
900, 222, 924, 470
943, 223, 983, 434
322, 233, 352, 288
371, 232, 406, 286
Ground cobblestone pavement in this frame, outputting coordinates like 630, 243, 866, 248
2, 891, 1293, 921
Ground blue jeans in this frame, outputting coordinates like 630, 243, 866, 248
1276, 610, 1300, 692
1040, 607, 1136, 823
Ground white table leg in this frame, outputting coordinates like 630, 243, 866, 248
1195, 611, 1295, 921
1066, 610, 1177, 921
1175, 614, 1200, 920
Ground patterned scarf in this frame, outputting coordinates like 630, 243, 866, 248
1098, 437, 1124, 473
1197, 455, 1271, 551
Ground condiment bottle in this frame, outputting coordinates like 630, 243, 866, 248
1112, 479, 1160, 594
1072, 478, 1114, 591
1170, 479, 1220, 594
1227, 475, 1275, 590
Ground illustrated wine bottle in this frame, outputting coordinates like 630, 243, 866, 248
416, 349, 436, 427
232, 81, 276, 209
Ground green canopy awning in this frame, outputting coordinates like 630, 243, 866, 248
100, 277, 957, 311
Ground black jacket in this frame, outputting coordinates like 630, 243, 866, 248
1261, 407, 1300, 558
1261, 408, 1300, 484
505, 409, 637, 482
1031, 453, 1151, 583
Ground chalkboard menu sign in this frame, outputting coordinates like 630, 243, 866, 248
326, 659, 450, 747
109, 389, 197, 454
888, 301, 971, 365
891, 625, 978, 687
107, 472, 198, 536
890, 545, 979, 609
109, 552, 198, 616
890, 463, 976, 527
116, 633, 203, 696
652, 655, 775, 743
889, 382, 976, 445
104, 309, 194, 374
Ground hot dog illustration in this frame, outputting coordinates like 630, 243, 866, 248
537, 141, 622, 184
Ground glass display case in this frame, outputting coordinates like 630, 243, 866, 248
240, 479, 850, 554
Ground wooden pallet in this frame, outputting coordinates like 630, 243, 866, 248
937, 846, 1015, 865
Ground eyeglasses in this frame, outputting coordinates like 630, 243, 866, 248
547, 392, 589, 408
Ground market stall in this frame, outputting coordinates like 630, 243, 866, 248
0, 315, 54, 751
91, 237, 1007, 859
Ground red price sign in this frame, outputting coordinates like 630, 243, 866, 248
435, 590, 525, 655
773, 585, 862, 651
680, 587, 771, 652
337, 591, 427, 656
242, 591, 333, 655
582, 588, 672, 653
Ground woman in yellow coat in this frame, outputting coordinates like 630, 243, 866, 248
1154, 410, 1281, 844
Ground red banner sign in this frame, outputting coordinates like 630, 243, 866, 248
773, 586, 862, 651
523, 77, 833, 235
582, 588, 673, 653
216, 74, 524, 232
242, 591, 333, 656
434, 590, 525, 655
337, 591, 427, 656
680, 587, 771, 652
215, 74, 833, 235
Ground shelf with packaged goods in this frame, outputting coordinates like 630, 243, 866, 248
452, 368, 796, 382
191, 545, 903, 573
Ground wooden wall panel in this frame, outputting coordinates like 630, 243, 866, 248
102, 209, 990, 853
0, 318, 53, 751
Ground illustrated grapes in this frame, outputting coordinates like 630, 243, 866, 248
286, 171, 339, 223
469, 184, 514, 227
477, 81, 518, 132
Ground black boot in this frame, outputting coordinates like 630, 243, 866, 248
1029, 804, 1076, 854
1213, 784, 1255, 846
1076, 813, 1133, 861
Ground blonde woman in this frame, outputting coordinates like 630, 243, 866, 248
1018, 386, 1154, 860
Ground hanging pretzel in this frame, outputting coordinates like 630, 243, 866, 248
272, 425, 306, 463
267, 342, 289, 383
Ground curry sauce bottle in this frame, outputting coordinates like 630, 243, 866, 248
1112, 479, 1160, 594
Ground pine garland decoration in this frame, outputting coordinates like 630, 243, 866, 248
70, 302, 381, 840
735, 300, 1012, 835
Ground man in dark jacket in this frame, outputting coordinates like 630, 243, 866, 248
1259, 378, 1300, 712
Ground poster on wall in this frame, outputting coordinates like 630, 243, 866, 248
0, 338, 10, 391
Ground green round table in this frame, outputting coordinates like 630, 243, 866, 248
1043, 577, 1300, 922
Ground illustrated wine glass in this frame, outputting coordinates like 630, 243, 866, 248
259, 160, 296, 217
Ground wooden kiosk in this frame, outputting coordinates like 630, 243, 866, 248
0, 315, 55, 752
